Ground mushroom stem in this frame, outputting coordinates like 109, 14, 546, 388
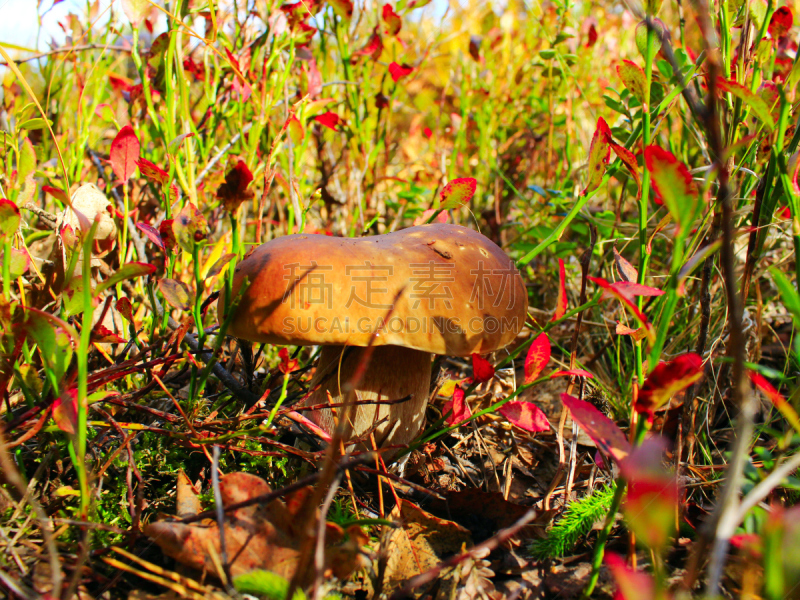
303, 345, 432, 449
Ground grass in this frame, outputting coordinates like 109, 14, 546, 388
0, 0, 800, 598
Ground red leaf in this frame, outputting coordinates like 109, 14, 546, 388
645, 145, 700, 233
313, 112, 344, 131
159, 219, 176, 250
613, 247, 638, 283
619, 437, 679, 549
136, 158, 169, 186
444, 386, 471, 426
605, 281, 664, 302
53, 388, 78, 434
353, 30, 383, 60
136, 222, 165, 249
589, 276, 653, 335
217, 160, 255, 212
278, 347, 299, 374
92, 324, 126, 344
440, 177, 477, 209
499, 401, 550, 432
110, 125, 141, 182
616, 60, 647, 104
42, 185, 69, 204
605, 553, 657, 600
116, 297, 134, 324
524, 333, 551, 383
636, 353, 703, 417
583, 117, 611, 195
562, 393, 631, 463
749, 371, 800, 432
389, 62, 413, 82
586, 23, 598, 47
550, 369, 594, 379
610, 142, 641, 196
382, 4, 402, 36
551, 258, 567, 321
471, 354, 495, 383
769, 6, 793, 38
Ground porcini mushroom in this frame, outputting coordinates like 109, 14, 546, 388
221, 223, 527, 448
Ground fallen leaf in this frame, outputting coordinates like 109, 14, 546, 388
145, 472, 366, 584
382, 501, 472, 590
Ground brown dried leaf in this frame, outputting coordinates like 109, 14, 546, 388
382, 501, 472, 590
145, 472, 366, 585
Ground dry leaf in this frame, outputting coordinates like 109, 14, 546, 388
145, 472, 367, 585
382, 500, 472, 590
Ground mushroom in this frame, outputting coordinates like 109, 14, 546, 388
221, 223, 527, 449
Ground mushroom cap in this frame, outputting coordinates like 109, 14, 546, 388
221, 223, 528, 356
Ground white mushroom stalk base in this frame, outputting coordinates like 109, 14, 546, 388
303, 345, 432, 450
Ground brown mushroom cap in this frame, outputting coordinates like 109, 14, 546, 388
222, 223, 527, 355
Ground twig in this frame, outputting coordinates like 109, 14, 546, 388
735, 451, 800, 522
211, 446, 233, 591
0, 44, 131, 66
682, 2, 754, 595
